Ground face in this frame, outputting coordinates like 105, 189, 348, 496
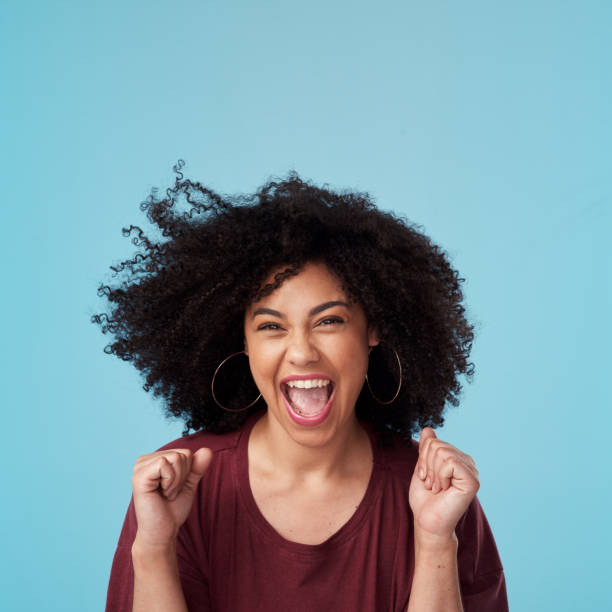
243, 262, 379, 447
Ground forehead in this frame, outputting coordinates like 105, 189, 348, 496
247, 262, 348, 310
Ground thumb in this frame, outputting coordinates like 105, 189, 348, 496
183, 447, 213, 492
415, 427, 437, 481
418, 427, 437, 447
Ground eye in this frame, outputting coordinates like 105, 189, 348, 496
317, 316, 344, 327
257, 322, 283, 331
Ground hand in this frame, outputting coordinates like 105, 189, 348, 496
409, 428, 479, 548
131, 447, 213, 551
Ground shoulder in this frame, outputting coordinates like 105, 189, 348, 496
155, 424, 245, 455
374, 432, 419, 485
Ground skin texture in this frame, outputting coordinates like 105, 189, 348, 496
243, 262, 378, 545
411, 427, 479, 542
131, 447, 212, 612
129, 263, 480, 611
407, 428, 480, 611
243, 262, 379, 450
132, 448, 213, 548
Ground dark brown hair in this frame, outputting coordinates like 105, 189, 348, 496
93, 162, 474, 439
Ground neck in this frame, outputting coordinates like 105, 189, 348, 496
249, 412, 371, 480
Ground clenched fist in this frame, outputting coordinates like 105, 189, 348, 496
409, 428, 479, 547
131, 447, 212, 551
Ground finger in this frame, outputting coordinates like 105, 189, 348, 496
463, 453, 477, 469
164, 452, 188, 500
425, 439, 452, 490
417, 428, 437, 479
134, 448, 194, 473
181, 448, 213, 495
418, 427, 437, 448
192, 448, 213, 475
431, 445, 477, 491
133, 448, 205, 498
159, 451, 188, 496
435, 443, 472, 491
430, 446, 458, 492
157, 456, 176, 492
437, 455, 480, 495
435, 456, 456, 493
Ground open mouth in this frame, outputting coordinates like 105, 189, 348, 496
280, 378, 335, 418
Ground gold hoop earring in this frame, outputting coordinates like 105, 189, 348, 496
211, 351, 262, 413
366, 345, 402, 405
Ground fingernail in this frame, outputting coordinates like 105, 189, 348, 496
419, 467, 425, 479
425, 476, 431, 488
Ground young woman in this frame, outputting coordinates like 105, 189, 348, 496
95, 165, 508, 611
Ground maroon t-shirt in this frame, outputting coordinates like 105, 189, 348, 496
106, 414, 508, 611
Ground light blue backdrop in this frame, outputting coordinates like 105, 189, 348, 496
2, 1, 610, 610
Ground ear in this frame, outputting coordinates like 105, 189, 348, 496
367, 326, 380, 348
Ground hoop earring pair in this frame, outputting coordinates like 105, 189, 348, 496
366, 344, 402, 405
211, 345, 402, 411
211, 351, 261, 413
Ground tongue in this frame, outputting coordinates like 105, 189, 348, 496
287, 386, 328, 416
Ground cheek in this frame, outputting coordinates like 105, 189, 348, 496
332, 338, 370, 378
248, 346, 280, 390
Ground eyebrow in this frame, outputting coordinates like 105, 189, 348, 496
251, 300, 350, 319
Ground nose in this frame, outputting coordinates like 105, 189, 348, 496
285, 330, 320, 366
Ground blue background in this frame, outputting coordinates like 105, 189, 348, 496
2, 1, 610, 610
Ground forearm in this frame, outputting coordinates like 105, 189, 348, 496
407, 533, 463, 612
131, 538, 188, 612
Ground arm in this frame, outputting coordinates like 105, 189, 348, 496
132, 539, 187, 612
407, 428, 480, 612
130, 447, 213, 612
407, 533, 462, 612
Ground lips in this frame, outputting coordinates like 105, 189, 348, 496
280, 375, 336, 426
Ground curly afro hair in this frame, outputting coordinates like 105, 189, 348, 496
92, 161, 474, 441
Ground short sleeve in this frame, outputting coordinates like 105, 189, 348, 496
105, 498, 211, 612
105, 499, 137, 612
176, 518, 211, 611
456, 496, 509, 612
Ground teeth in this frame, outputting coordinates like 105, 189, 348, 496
286, 379, 331, 389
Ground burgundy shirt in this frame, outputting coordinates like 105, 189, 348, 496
106, 414, 508, 611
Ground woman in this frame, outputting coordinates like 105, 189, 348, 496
95, 164, 508, 611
